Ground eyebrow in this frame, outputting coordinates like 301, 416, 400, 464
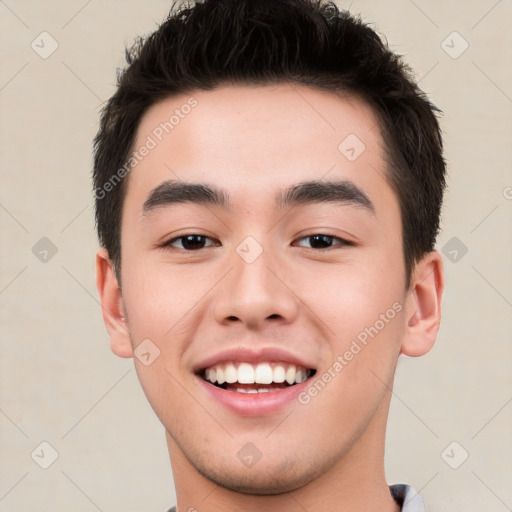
142, 179, 375, 215
276, 179, 375, 214
142, 180, 231, 214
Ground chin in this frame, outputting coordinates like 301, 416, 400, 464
189, 451, 333, 495
197, 468, 311, 495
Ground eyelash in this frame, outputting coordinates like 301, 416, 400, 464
162, 233, 354, 251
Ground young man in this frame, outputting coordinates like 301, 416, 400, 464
94, 1, 445, 510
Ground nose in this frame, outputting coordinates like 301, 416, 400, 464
212, 244, 299, 330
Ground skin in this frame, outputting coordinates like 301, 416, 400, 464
96, 84, 444, 512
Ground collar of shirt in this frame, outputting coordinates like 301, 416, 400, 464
390, 483, 427, 512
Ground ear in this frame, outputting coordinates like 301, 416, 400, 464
400, 250, 444, 357
95, 248, 133, 358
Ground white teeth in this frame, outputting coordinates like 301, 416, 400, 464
216, 367, 225, 385
236, 387, 271, 393
254, 363, 273, 384
224, 363, 237, 383
285, 366, 296, 385
203, 362, 311, 386
237, 363, 255, 384
272, 365, 286, 383
207, 368, 217, 383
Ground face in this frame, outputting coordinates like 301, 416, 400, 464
113, 84, 413, 493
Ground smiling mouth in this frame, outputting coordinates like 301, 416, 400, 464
199, 361, 316, 393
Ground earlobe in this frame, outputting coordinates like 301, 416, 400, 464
95, 248, 134, 358
400, 250, 444, 357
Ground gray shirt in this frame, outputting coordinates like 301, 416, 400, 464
166, 483, 426, 511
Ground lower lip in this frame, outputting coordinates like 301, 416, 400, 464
196, 376, 311, 417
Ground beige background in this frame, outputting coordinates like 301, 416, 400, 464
1, 1, 511, 510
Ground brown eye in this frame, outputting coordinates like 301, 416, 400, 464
295, 234, 350, 249
165, 235, 217, 250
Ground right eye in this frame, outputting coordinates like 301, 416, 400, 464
163, 234, 220, 251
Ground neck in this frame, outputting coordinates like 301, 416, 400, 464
168, 395, 400, 512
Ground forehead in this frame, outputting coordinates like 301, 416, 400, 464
124, 84, 392, 213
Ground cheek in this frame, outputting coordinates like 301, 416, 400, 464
122, 256, 211, 340
296, 268, 404, 430
295, 258, 405, 344
295, 258, 406, 411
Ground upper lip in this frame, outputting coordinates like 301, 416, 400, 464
193, 346, 316, 374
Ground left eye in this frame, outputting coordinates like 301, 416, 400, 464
165, 235, 218, 250
294, 234, 350, 249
